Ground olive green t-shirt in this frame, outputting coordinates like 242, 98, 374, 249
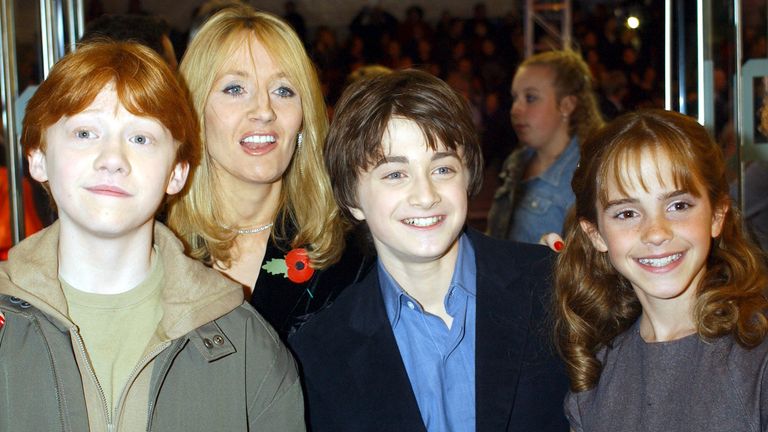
62, 251, 163, 413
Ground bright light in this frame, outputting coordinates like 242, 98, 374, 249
627, 16, 640, 29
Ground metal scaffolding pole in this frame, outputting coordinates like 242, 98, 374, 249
524, 0, 572, 58
0, 0, 84, 246
1, 0, 24, 243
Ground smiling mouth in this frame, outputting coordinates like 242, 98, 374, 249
637, 253, 682, 267
241, 135, 276, 144
402, 216, 443, 227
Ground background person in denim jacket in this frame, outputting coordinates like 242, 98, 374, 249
486, 50, 604, 243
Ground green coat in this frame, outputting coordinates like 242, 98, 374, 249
0, 222, 305, 431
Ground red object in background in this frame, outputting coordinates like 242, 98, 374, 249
0, 167, 44, 260
285, 248, 314, 283
0, 313, 5, 329
554, 240, 564, 252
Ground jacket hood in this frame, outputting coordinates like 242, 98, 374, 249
0, 221, 244, 339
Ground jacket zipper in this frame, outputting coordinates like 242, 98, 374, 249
145, 338, 187, 430
70, 327, 113, 431
111, 340, 171, 429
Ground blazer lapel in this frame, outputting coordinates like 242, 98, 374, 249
345, 271, 427, 432
471, 230, 533, 432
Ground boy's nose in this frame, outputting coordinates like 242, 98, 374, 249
94, 139, 131, 175
408, 176, 440, 208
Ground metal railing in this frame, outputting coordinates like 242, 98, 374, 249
1, 0, 83, 243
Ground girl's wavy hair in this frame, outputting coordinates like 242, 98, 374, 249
519, 49, 604, 142
554, 109, 768, 392
168, 4, 343, 269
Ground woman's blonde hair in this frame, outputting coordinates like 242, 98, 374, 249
555, 109, 768, 392
168, 4, 343, 269
519, 49, 604, 142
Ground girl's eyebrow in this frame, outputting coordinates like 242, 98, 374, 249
604, 190, 689, 208
659, 190, 688, 200
604, 197, 636, 208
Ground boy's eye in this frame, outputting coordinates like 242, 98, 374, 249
433, 166, 455, 176
383, 171, 405, 180
274, 86, 296, 98
129, 135, 151, 145
525, 94, 537, 103
75, 129, 96, 139
224, 84, 245, 96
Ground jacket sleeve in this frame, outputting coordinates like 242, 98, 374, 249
246, 312, 306, 431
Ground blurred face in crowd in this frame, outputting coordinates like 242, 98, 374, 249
510, 65, 574, 152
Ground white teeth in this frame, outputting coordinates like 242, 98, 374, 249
403, 216, 441, 227
241, 135, 276, 144
638, 253, 682, 267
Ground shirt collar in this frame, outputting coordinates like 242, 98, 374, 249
378, 233, 477, 328
525, 136, 579, 188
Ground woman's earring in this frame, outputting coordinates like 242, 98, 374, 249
296, 132, 305, 175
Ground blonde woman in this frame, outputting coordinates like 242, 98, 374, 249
169, 5, 372, 339
487, 50, 604, 243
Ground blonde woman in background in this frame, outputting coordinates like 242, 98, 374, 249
169, 5, 372, 340
487, 50, 604, 244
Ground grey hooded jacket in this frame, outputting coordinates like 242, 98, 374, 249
0, 222, 305, 431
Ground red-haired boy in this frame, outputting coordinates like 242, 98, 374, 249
0, 42, 304, 431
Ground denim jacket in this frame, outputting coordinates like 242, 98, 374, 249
486, 137, 579, 243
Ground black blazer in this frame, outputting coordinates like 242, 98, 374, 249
289, 229, 569, 432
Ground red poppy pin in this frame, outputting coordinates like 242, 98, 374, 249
262, 248, 315, 284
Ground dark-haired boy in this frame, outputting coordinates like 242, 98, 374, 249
290, 69, 569, 432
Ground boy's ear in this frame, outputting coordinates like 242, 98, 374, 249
165, 161, 190, 195
579, 219, 608, 252
348, 206, 366, 221
28, 149, 49, 183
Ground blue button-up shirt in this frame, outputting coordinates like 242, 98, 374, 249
510, 137, 579, 244
379, 233, 477, 432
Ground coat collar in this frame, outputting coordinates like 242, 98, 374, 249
0, 221, 244, 338
469, 229, 532, 431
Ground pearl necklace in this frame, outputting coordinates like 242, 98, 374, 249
235, 222, 273, 235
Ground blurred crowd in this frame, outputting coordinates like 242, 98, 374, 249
304, 2, 667, 169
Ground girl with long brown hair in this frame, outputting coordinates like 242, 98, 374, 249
555, 109, 768, 431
